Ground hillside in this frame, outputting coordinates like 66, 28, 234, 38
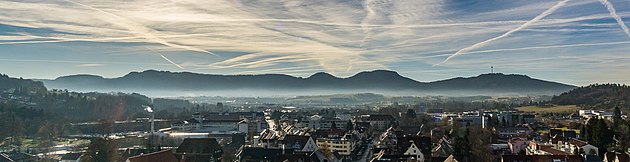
550, 84, 630, 109
0, 73, 47, 93
41, 70, 576, 97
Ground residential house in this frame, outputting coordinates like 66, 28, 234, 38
508, 138, 529, 155
603, 152, 630, 162
500, 155, 584, 162
356, 115, 395, 131
0, 153, 13, 162
126, 149, 178, 162
60, 153, 82, 162
174, 138, 223, 162
279, 135, 318, 152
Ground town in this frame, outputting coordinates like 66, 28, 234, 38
1, 79, 629, 162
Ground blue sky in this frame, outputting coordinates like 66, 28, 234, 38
1, 0, 630, 86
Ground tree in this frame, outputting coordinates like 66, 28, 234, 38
81, 137, 118, 162
345, 120, 353, 131
406, 109, 416, 119
584, 118, 614, 157
452, 128, 471, 162
613, 106, 623, 129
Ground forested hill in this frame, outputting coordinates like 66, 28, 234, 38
43, 70, 576, 96
550, 84, 630, 110
0, 73, 47, 93
0, 73, 151, 121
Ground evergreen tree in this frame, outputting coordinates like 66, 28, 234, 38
345, 120, 353, 131
81, 137, 118, 162
452, 128, 471, 162
406, 109, 416, 119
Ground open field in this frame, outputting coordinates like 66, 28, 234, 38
515, 105, 579, 113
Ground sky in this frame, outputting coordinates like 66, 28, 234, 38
1, 0, 630, 86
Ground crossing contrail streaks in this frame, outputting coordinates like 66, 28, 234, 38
435, 0, 569, 66
64, 0, 217, 56
147, 47, 185, 70
598, 0, 630, 38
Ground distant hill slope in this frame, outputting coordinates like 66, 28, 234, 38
550, 84, 630, 109
0, 73, 47, 92
41, 70, 576, 96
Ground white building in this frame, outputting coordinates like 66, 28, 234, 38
403, 141, 425, 162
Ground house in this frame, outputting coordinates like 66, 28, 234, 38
311, 150, 341, 162
583, 155, 603, 162
297, 115, 348, 130
495, 127, 533, 139
370, 150, 424, 162
126, 149, 178, 162
280, 135, 318, 152
565, 138, 598, 156
2, 152, 36, 162
508, 138, 529, 154
356, 115, 395, 131
444, 155, 459, 162
275, 154, 312, 162
60, 153, 83, 162
401, 141, 425, 161
500, 155, 584, 162
175, 138, 223, 162
397, 135, 431, 159
316, 137, 354, 156
238, 147, 288, 162
527, 141, 571, 155
603, 152, 630, 162
0, 153, 13, 162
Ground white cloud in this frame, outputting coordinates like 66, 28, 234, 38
0, 0, 629, 84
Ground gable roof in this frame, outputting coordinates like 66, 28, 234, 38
127, 150, 178, 162
567, 138, 589, 147
60, 153, 82, 160
281, 135, 311, 149
0, 153, 13, 162
175, 138, 222, 154
275, 154, 312, 162
539, 146, 571, 155
239, 147, 292, 161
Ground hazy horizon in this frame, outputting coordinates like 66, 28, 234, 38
2, 0, 630, 86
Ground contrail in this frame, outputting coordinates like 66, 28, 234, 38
598, 0, 630, 38
435, 0, 569, 66
64, 0, 217, 56
359, 0, 376, 47
147, 47, 185, 70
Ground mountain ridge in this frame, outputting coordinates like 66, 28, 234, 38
41, 70, 576, 96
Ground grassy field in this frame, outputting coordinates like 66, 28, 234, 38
515, 105, 579, 113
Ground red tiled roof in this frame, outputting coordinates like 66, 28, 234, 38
539, 147, 571, 155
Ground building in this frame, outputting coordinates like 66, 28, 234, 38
126, 150, 178, 162
171, 112, 266, 134
356, 115, 395, 131
496, 127, 533, 139
508, 138, 529, 155
60, 153, 82, 162
316, 136, 354, 156
297, 115, 349, 130
550, 138, 598, 156
279, 135, 318, 152
238, 147, 282, 162
603, 152, 630, 162
527, 141, 572, 156
500, 155, 584, 162
175, 138, 223, 162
